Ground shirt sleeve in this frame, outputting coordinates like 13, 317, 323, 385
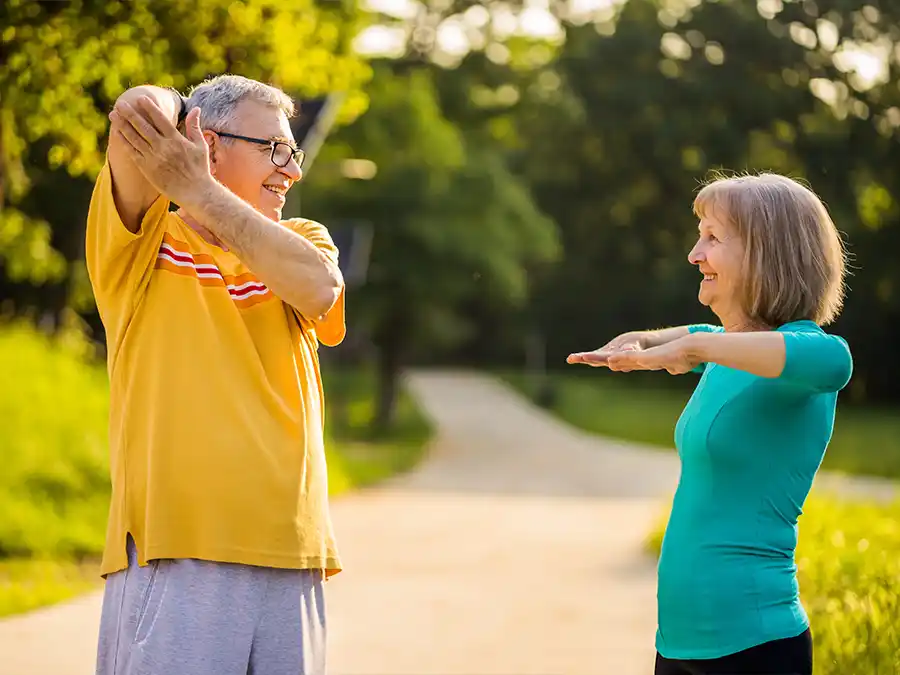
281, 218, 346, 347
84, 160, 170, 344
687, 324, 724, 373
779, 329, 853, 393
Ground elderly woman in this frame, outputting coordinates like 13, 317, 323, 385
568, 173, 852, 675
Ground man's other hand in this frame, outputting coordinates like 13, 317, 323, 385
110, 96, 214, 208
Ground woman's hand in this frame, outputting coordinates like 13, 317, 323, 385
566, 331, 646, 367
606, 336, 701, 375
568, 334, 701, 375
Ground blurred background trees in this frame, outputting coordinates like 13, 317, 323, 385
4, 0, 900, 410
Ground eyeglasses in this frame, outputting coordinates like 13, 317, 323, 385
212, 131, 305, 168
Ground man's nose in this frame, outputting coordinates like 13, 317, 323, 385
281, 158, 303, 182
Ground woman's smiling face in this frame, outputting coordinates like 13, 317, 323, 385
688, 212, 746, 322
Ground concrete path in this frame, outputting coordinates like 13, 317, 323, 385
324, 371, 681, 675
0, 370, 895, 675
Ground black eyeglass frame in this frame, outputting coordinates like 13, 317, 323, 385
212, 131, 305, 168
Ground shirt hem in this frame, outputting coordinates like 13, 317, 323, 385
100, 544, 342, 579
655, 621, 810, 661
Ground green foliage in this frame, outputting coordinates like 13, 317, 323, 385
0, 210, 66, 283
0, 0, 369, 290
798, 496, 900, 674
439, 0, 900, 402
0, 322, 110, 558
305, 64, 560, 358
0, 323, 431, 617
0, 559, 100, 618
504, 371, 900, 479
645, 494, 900, 675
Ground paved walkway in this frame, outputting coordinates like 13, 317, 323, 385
0, 370, 895, 674
325, 371, 680, 675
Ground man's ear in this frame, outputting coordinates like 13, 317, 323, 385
203, 130, 219, 175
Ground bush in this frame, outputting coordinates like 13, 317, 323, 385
645, 493, 900, 675
0, 322, 432, 616
0, 322, 110, 559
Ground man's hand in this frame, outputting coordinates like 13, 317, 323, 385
110, 96, 215, 208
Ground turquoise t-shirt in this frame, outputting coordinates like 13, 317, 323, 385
656, 320, 853, 660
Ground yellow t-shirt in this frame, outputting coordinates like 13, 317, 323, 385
86, 162, 345, 577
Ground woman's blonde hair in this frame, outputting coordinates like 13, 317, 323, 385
693, 172, 848, 326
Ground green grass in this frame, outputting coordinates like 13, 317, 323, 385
0, 559, 101, 617
503, 369, 900, 479
0, 322, 110, 616
644, 494, 900, 674
0, 322, 431, 618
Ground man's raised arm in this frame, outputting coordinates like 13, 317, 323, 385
111, 96, 342, 320
107, 86, 182, 232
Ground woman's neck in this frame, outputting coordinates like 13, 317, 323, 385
716, 308, 771, 333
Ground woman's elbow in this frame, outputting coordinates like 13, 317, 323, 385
822, 338, 853, 392
833, 346, 853, 392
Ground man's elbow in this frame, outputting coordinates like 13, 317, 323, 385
312, 284, 342, 319
307, 267, 343, 319
114, 86, 178, 124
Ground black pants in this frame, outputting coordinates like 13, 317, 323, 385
654, 629, 812, 675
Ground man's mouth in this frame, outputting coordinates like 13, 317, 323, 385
702, 273, 717, 282
264, 184, 288, 196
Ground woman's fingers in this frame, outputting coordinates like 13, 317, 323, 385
609, 351, 647, 372
573, 351, 611, 365
568, 344, 642, 366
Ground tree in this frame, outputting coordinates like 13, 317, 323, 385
303, 64, 560, 427
0, 0, 370, 321
482, 0, 900, 402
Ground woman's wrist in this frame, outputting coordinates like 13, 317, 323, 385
640, 326, 690, 349
683, 331, 709, 364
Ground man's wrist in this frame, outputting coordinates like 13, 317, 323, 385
179, 177, 223, 221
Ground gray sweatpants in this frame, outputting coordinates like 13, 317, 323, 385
96, 536, 326, 675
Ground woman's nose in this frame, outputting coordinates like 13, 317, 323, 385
688, 241, 705, 265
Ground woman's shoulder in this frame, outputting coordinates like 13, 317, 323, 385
776, 319, 821, 332
776, 320, 849, 347
776, 320, 853, 390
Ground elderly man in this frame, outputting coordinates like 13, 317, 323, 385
86, 75, 345, 675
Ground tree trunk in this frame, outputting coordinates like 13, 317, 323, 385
0, 110, 6, 211
374, 334, 402, 433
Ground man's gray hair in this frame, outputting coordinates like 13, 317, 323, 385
184, 74, 295, 133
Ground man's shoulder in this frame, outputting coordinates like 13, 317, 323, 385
279, 218, 336, 252
280, 217, 328, 232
